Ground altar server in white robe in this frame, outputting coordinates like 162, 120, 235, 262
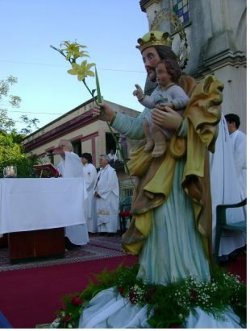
54, 139, 89, 247
225, 113, 247, 198
81, 153, 98, 233
94, 154, 119, 234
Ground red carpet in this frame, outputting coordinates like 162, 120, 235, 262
0, 255, 138, 328
0, 252, 245, 328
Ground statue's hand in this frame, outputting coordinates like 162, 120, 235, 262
91, 102, 116, 122
152, 105, 182, 130
133, 84, 144, 101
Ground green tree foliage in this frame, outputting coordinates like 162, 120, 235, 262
0, 75, 21, 133
0, 131, 39, 177
0, 76, 40, 177
0, 75, 39, 134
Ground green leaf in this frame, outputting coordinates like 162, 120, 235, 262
95, 66, 102, 103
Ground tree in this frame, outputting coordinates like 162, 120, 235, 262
20, 115, 40, 135
0, 75, 39, 134
0, 76, 40, 177
0, 131, 39, 177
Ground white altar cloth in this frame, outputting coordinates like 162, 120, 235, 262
0, 178, 87, 234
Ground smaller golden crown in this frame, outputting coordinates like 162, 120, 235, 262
136, 31, 173, 53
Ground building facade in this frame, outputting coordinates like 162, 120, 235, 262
23, 99, 138, 166
23, 98, 139, 201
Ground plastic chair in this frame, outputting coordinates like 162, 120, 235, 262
214, 198, 247, 262
119, 203, 132, 235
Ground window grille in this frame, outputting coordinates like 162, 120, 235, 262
172, 0, 189, 25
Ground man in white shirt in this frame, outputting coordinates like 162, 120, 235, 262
94, 154, 119, 235
54, 139, 89, 249
81, 153, 97, 233
107, 149, 118, 162
225, 113, 247, 198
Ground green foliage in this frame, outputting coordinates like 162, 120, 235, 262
51, 264, 246, 328
0, 108, 16, 133
0, 75, 41, 177
0, 132, 39, 177
19, 115, 39, 135
0, 76, 21, 133
53, 293, 84, 328
0, 75, 39, 134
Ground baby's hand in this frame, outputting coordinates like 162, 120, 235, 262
159, 102, 175, 110
133, 84, 144, 101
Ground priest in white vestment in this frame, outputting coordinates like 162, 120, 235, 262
209, 115, 246, 257
94, 155, 119, 234
54, 139, 89, 247
81, 153, 98, 233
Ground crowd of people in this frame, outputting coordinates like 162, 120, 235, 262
53, 141, 120, 249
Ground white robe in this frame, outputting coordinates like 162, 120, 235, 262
57, 151, 89, 245
94, 165, 119, 233
209, 116, 246, 256
230, 129, 247, 198
108, 153, 118, 162
82, 163, 97, 233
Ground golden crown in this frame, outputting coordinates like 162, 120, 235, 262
136, 31, 173, 53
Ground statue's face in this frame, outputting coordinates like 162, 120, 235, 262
156, 62, 172, 87
141, 47, 161, 81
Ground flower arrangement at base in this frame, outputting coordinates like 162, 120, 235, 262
51, 264, 246, 328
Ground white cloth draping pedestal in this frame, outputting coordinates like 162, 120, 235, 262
0, 178, 87, 234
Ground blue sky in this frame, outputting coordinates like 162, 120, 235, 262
0, 0, 148, 130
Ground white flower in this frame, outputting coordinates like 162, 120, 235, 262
49, 318, 60, 328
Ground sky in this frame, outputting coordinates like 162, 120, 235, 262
0, 0, 149, 131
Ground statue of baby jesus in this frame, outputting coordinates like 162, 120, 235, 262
133, 58, 189, 157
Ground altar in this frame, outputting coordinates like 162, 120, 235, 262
0, 178, 87, 262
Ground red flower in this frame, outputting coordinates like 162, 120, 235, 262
119, 210, 131, 218
62, 313, 71, 323
189, 289, 198, 301
71, 296, 83, 306
118, 286, 126, 296
129, 290, 138, 304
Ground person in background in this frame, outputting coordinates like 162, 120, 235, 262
81, 153, 98, 233
133, 58, 189, 157
54, 139, 89, 249
225, 113, 247, 198
94, 154, 119, 235
107, 149, 118, 168
108, 149, 118, 161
